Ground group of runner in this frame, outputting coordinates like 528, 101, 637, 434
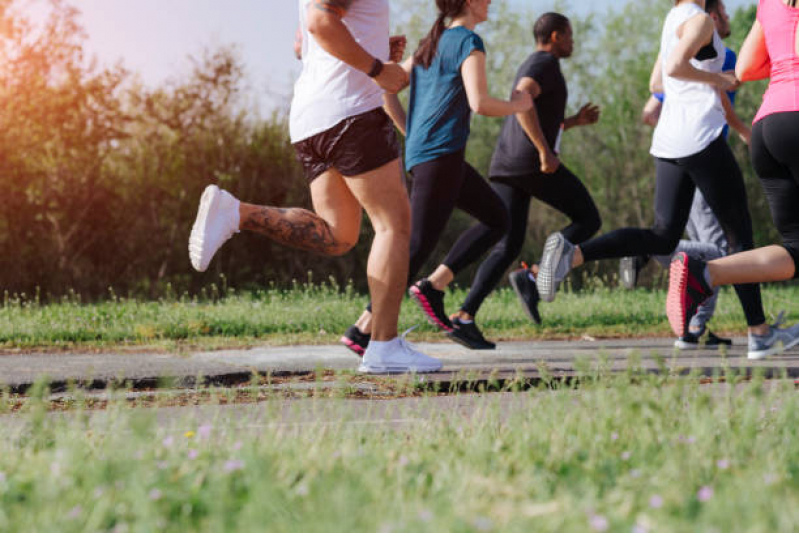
189, 0, 799, 374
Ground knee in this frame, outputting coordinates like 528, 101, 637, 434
585, 210, 602, 237
328, 238, 358, 256
487, 211, 511, 244
651, 228, 680, 256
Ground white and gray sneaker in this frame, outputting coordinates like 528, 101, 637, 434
748, 313, 799, 360
189, 185, 241, 272
358, 333, 442, 374
535, 232, 575, 303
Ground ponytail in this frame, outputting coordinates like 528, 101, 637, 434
412, 0, 467, 69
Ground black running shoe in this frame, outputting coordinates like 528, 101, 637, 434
339, 325, 370, 357
619, 255, 649, 290
447, 318, 496, 350
508, 268, 542, 324
674, 330, 732, 350
409, 279, 453, 332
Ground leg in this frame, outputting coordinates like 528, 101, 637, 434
343, 159, 411, 342
460, 182, 531, 317
686, 136, 765, 328
239, 169, 362, 256
528, 165, 602, 244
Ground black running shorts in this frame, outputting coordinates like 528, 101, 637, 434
293, 107, 400, 183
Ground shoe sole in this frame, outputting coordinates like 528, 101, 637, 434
748, 336, 799, 360
536, 233, 564, 303
339, 336, 366, 357
408, 285, 453, 332
666, 253, 690, 337
357, 363, 442, 375
189, 186, 222, 272
673, 339, 700, 350
619, 257, 636, 290
446, 331, 495, 350
508, 273, 542, 325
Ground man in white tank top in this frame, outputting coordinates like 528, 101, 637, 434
188, 0, 441, 374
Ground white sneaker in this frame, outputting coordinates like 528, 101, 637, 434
358, 333, 442, 374
748, 312, 799, 360
189, 185, 240, 272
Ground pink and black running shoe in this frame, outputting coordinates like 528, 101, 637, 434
666, 252, 714, 337
408, 279, 453, 332
339, 325, 370, 357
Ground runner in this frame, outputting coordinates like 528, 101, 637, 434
450, 12, 602, 327
189, 0, 441, 374
620, 0, 745, 350
536, 0, 770, 356
341, 0, 533, 353
668, 0, 799, 359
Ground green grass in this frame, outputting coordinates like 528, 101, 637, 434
1, 283, 798, 350
0, 373, 797, 531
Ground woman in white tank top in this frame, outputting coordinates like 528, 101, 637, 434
536, 0, 768, 354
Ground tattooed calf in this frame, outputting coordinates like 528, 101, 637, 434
242, 206, 355, 256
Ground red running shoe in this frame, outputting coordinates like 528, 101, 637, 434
666, 252, 714, 337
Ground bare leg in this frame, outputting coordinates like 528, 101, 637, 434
238, 171, 362, 256
427, 265, 454, 291
707, 245, 795, 286
344, 159, 411, 342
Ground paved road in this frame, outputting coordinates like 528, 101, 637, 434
1, 337, 797, 392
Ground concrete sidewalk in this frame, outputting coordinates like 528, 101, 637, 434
1, 337, 798, 392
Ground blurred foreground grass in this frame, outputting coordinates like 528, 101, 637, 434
0, 372, 797, 531
1, 281, 797, 351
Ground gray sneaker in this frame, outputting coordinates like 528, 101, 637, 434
748, 313, 799, 360
536, 232, 575, 303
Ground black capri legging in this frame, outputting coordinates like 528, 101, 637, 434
580, 134, 765, 326
750, 111, 799, 278
461, 164, 602, 316
366, 149, 509, 312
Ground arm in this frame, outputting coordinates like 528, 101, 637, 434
461, 52, 532, 117
514, 76, 560, 174
306, 1, 407, 93
736, 19, 770, 82
641, 95, 662, 127
649, 53, 664, 94
564, 102, 600, 131
720, 90, 751, 144
383, 93, 407, 136
664, 14, 736, 90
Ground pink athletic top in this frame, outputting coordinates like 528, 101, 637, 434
754, 0, 799, 123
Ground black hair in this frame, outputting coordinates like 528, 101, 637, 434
533, 12, 571, 45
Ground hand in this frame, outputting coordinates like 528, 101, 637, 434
540, 150, 560, 174
715, 71, 738, 92
374, 62, 408, 94
738, 127, 752, 145
574, 102, 600, 126
510, 89, 533, 113
724, 70, 742, 91
389, 35, 407, 63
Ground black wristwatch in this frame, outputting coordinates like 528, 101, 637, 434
367, 58, 384, 78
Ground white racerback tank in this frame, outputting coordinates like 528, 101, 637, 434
651, 3, 727, 159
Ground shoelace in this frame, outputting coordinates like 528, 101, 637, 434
398, 326, 422, 353
771, 311, 786, 330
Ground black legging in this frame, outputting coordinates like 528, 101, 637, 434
751, 111, 799, 278
580, 135, 765, 326
461, 164, 601, 316
366, 150, 509, 312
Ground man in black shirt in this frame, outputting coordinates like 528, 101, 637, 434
453, 13, 602, 335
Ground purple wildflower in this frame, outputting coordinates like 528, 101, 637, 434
697, 486, 714, 502
198, 424, 213, 440
149, 489, 162, 501
649, 495, 664, 509
68, 505, 82, 519
224, 459, 245, 473
621, 451, 631, 461
716, 459, 730, 470
590, 514, 609, 532
188, 449, 199, 460
162, 436, 174, 448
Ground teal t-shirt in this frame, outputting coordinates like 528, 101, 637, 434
405, 26, 485, 171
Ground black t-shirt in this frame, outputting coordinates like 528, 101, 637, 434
489, 51, 567, 178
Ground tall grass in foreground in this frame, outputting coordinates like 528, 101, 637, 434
1, 283, 797, 350
0, 373, 797, 531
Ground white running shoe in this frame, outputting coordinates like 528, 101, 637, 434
189, 185, 240, 272
536, 232, 575, 303
358, 332, 442, 374
747, 312, 799, 360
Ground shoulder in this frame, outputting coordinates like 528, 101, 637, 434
451, 27, 484, 51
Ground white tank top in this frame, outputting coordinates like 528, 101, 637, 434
290, 0, 389, 143
651, 3, 727, 159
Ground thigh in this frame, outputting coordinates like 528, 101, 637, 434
455, 164, 508, 226
529, 165, 598, 222
310, 167, 363, 244
493, 181, 532, 251
342, 158, 410, 234
653, 157, 695, 237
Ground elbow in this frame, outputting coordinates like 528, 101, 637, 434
469, 98, 485, 115
663, 60, 680, 79
306, 14, 329, 38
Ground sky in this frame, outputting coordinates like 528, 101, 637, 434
22, 0, 755, 114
